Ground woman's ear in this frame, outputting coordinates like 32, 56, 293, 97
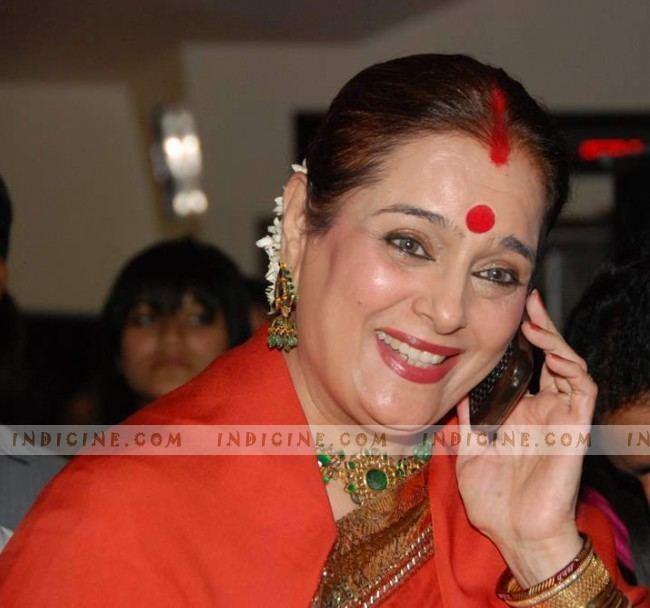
280, 172, 308, 286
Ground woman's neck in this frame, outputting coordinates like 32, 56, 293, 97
283, 349, 356, 427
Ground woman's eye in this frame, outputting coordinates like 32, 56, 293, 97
387, 235, 430, 260
185, 312, 211, 327
129, 312, 157, 327
475, 267, 520, 286
127, 303, 159, 327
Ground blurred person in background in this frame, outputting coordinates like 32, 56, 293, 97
92, 237, 251, 424
0, 176, 65, 549
566, 256, 650, 586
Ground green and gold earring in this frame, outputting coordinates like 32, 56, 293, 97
267, 262, 298, 351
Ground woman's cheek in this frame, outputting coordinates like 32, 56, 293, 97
121, 328, 151, 363
342, 250, 415, 311
472, 292, 526, 345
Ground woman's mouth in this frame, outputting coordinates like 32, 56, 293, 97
375, 329, 461, 384
152, 357, 190, 370
376, 331, 447, 367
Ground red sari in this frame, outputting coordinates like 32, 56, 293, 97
0, 330, 647, 606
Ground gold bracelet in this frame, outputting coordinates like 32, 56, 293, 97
500, 536, 594, 605
497, 536, 630, 608
587, 579, 630, 608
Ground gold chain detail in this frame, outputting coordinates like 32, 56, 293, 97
316, 444, 428, 506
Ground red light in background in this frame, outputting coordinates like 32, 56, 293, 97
579, 138, 646, 162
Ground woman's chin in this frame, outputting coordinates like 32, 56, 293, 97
361, 400, 446, 430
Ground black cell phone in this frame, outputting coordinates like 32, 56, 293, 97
468, 330, 534, 432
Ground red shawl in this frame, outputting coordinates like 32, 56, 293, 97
0, 330, 647, 606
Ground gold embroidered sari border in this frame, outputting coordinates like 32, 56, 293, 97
312, 467, 434, 608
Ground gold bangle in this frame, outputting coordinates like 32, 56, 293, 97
497, 536, 630, 608
588, 579, 631, 607
502, 555, 597, 607
500, 536, 594, 605
533, 554, 610, 607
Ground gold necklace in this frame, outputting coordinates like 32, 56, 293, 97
316, 443, 430, 506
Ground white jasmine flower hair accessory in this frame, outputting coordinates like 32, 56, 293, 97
256, 160, 308, 309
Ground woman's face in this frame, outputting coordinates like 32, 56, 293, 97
286, 133, 546, 427
120, 292, 229, 402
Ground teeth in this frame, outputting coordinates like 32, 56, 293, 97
376, 332, 447, 367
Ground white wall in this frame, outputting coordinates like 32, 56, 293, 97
361, 0, 650, 109
183, 44, 366, 275
0, 83, 159, 313
185, 0, 650, 276
4, 0, 650, 310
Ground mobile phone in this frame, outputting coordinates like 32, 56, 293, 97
468, 330, 534, 432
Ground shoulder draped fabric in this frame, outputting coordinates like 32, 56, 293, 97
0, 329, 648, 606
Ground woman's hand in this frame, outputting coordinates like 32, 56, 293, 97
455, 289, 596, 587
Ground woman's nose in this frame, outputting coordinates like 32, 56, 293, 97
412, 274, 468, 335
158, 316, 184, 342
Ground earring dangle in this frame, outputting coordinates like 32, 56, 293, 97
267, 262, 298, 351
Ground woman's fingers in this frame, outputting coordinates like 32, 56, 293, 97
523, 290, 590, 394
525, 288, 555, 331
524, 291, 587, 371
457, 397, 470, 427
522, 321, 588, 372
543, 352, 597, 418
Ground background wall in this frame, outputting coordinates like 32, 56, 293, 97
2, 0, 649, 312
0, 83, 159, 312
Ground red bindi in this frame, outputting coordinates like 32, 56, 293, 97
466, 205, 495, 233
489, 87, 510, 166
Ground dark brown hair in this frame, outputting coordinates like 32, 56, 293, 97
565, 256, 650, 420
305, 54, 569, 239
98, 237, 251, 423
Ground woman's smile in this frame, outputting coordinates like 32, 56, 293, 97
284, 132, 544, 427
376, 329, 462, 383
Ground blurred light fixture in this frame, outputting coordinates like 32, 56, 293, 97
172, 189, 208, 217
151, 104, 208, 218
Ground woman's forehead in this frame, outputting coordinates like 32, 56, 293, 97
351, 133, 546, 234
130, 288, 208, 312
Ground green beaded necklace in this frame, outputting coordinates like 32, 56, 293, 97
316, 443, 431, 506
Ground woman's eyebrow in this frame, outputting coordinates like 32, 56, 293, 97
373, 204, 457, 231
374, 204, 536, 263
500, 235, 535, 264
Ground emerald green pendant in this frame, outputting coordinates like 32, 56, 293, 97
365, 468, 388, 491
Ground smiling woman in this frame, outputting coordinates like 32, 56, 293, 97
0, 55, 648, 607
284, 133, 544, 431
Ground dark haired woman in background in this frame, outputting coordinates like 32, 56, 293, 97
566, 257, 650, 586
1, 55, 648, 606
95, 237, 251, 423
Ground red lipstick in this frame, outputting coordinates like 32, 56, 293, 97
376, 329, 461, 384
381, 328, 461, 357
